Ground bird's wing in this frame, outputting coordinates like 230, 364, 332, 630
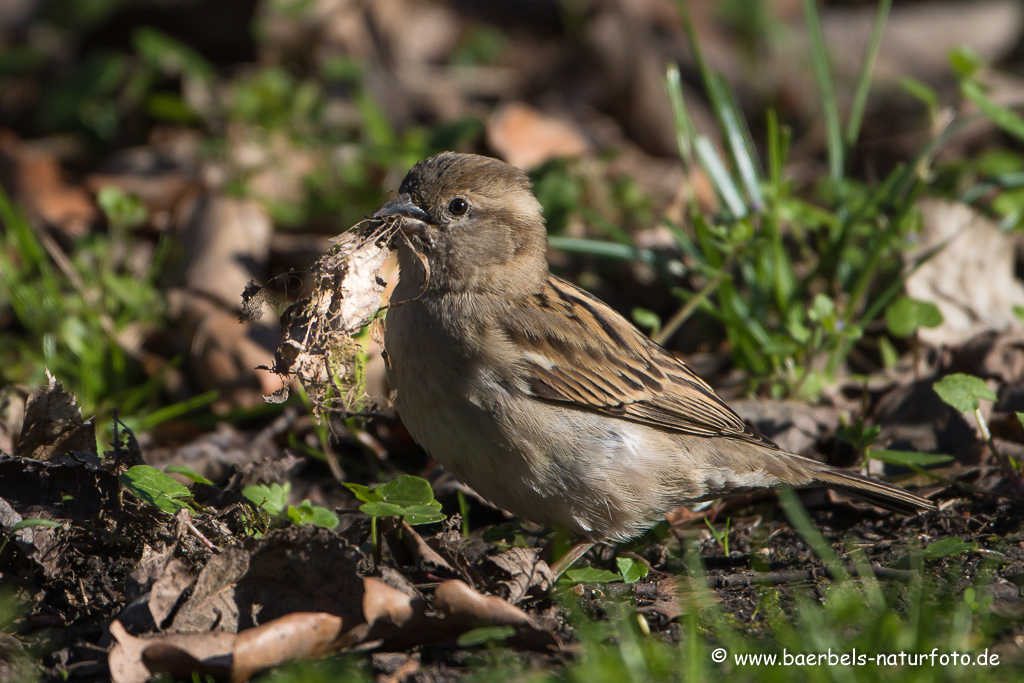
500, 275, 778, 449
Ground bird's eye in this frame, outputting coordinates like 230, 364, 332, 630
448, 197, 469, 216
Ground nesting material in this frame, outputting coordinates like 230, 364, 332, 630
240, 217, 400, 418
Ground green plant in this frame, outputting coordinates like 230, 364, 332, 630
544, 0, 1024, 402
343, 474, 445, 525
836, 415, 954, 477
343, 475, 445, 567
614, 555, 649, 584
34, 25, 212, 140
562, 493, 1014, 683
243, 481, 340, 531
544, 546, 1013, 683
559, 567, 622, 587
704, 516, 731, 556
885, 296, 944, 340
119, 465, 195, 515
923, 537, 979, 560
934, 373, 1020, 484
0, 188, 171, 431
881, 295, 945, 372
651, 0, 961, 398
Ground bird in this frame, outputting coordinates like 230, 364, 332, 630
375, 152, 935, 572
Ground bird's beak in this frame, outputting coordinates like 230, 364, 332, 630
374, 193, 430, 237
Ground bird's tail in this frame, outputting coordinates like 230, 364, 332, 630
802, 460, 936, 515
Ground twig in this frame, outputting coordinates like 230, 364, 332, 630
708, 562, 916, 588
185, 520, 220, 553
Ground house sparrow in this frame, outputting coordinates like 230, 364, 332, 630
377, 152, 935, 552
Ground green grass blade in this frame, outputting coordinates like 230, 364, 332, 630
961, 79, 1024, 141
674, 0, 749, 217
136, 390, 219, 432
766, 109, 791, 195
801, 0, 844, 185
710, 75, 763, 210
547, 235, 658, 264
778, 488, 850, 582
665, 64, 694, 166
695, 137, 746, 218
653, 269, 728, 346
845, 0, 891, 149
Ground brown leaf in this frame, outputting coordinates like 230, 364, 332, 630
375, 653, 421, 683
730, 399, 839, 457
432, 580, 533, 629
905, 197, 1024, 348
171, 527, 365, 633
906, 199, 1024, 347
483, 548, 553, 605
169, 547, 250, 633
175, 194, 273, 309
15, 373, 96, 461
120, 546, 193, 632
0, 386, 27, 454
432, 581, 563, 653
634, 577, 682, 622
231, 612, 348, 683
108, 621, 171, 683
0, 132, 98, 237
953, 330, 1024, 387
109, 620, 236, 683
169, 293, 283, 410
362, 576, 421, 629
822, 0, 1023, 85
385, 521, 457, 577
487, 102, 590, 171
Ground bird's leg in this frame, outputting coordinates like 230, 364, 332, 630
549, 539, 595, 578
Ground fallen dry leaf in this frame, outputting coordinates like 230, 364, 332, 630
487, 102, 590, 171
109, 620, 237, 683
110, 613, 349, 683
634, 577, 682, 622
15, 372, 96, 461
362, 576, 421, 630
386, 520, 458, 578
953, 329, 1024, 387
432, 579, 534, 630
121, 545, 192, 632
176, 193, 273, 309
110, 566, 559, 681
0, 131, 97, 237
170, 527, 364, 633
906, 199, 1024, 347
483, 547, 553, 605
730, 399, 839, 457
230, 612, 348, 682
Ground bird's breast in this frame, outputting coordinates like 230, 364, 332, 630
381, 296, 714, 541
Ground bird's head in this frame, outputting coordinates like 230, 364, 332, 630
375, 152, 548, 296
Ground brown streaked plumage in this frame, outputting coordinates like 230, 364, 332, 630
376, 152, 935, 551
